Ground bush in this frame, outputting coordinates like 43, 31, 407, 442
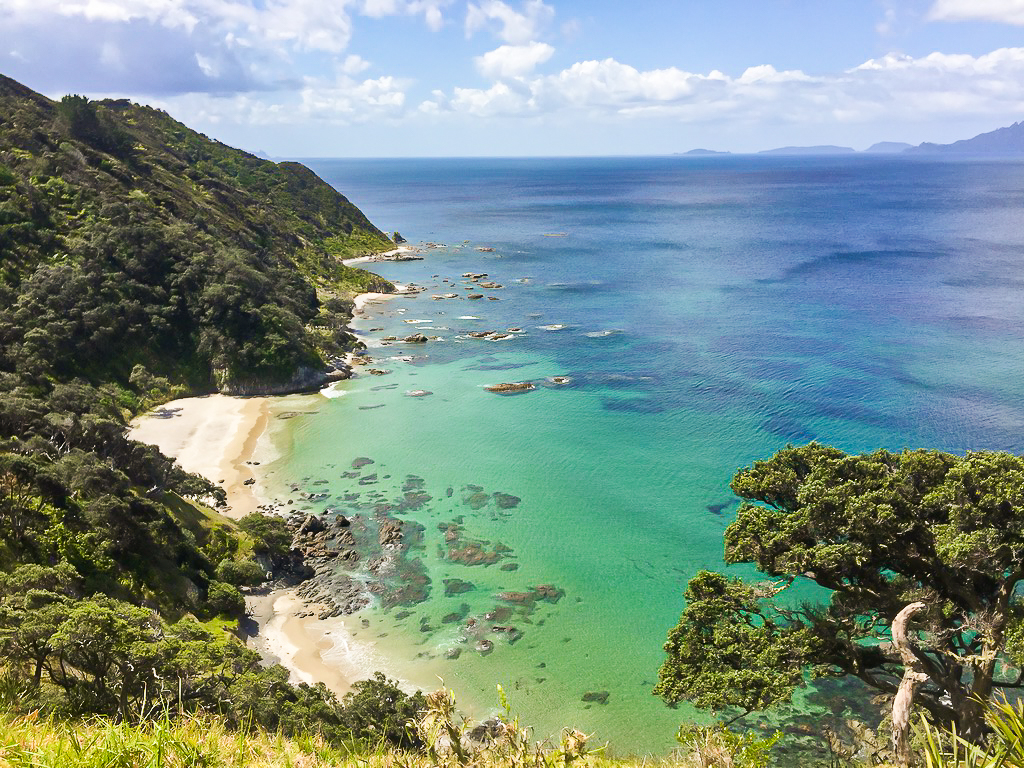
237, 514, 292, 557
205, 580, 244, 617
215, 558, 266, 587
339, 672, 426, 749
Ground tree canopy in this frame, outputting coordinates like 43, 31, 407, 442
655, 442, 1024, 740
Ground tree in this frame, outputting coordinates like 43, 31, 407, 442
655, 443, 1024, 742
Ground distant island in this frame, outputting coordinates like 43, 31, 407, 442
864, 141, 914, 153
759, 144, 856, 156
681, 120, 1024, 156
908, 120, 1024, 155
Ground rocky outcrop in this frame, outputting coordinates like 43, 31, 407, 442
216, 364, 351, 396
484, 381, 535, 394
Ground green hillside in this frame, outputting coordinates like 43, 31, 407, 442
0, 74, 394, 394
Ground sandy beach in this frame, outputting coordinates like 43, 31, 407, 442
342, 245, 419, 266
129, 394, 268, 519
126, 287, 419, 697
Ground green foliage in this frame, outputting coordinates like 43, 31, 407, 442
339, 672, 426, 749
238, 513, 293, 557
1, 74, 391, 391
920, 696, 1024, 767
205, 580, 245, 617
657, 443, 1024, 741
216, 558, 266, 587
675, 723, 780, 768
653, 571, 813, 714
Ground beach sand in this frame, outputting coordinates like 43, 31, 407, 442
126, 289, 416, 696
128, 394, 268, 519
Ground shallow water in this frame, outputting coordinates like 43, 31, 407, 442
258, 155, 1024, 754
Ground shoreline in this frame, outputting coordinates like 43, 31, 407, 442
342, 245, 421, 266
128, 280, 418, 698
128, 394, 268, 520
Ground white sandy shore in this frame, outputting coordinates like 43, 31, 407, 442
342, 245, 419, 266
127, 288, 410, 695
128, 394, 268, 519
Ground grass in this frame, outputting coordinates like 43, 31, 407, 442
0, 704, 703, 768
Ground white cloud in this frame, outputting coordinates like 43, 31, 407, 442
299, 73, 410, 120
342, 53, 372, 74
474, 42, 553, 79
465, 0, 553, 44
0, 0, 449, 58
928, 0, 1024, 24
429, 48, 1024, 127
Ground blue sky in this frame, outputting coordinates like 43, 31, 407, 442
4, 0, 1024, 156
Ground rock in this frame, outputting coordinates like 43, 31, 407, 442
477, 638, 494, 654
467, 294, 484, 300
404, 333, 428, 343
466, 491, 490, 509
367, 369, 391, 375
484, 381, 535, 394
352, 457, 374, 469
392, 231, 406, 243
582, 691, 610, 705
443, 578, 475, 596
445, 647, 462, 660
406, 390, 433, 397
298, 515, 326, 535
379, 520, 404, 548
494, 492, 521, 509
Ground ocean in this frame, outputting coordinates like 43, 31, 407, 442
256, 155, 1024, 754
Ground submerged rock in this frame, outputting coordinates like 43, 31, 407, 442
444, 578, 475, 596
493, 492, 521, 509
582, 691, 610, 705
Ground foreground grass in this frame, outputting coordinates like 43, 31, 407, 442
0, 710, 695, 768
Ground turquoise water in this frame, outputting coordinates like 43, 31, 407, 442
261, 156, 1024, 753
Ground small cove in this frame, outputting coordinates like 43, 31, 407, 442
254, 155, 1024, 753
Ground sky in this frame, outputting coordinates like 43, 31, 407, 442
4, 0, 1024, 156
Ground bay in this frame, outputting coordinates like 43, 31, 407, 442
259, 155, 1024, 754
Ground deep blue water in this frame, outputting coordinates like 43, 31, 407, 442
267, 155, 1024, 752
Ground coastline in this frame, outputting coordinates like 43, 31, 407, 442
128, 282, 416, 698
128, 394, 268, 520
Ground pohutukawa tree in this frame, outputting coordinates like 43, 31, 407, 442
655, 443, 1024, 743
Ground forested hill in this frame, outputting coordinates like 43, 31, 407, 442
0, 75, 429, 741
0, 73, 395, 395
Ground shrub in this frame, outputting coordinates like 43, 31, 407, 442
215, 558, 267, 587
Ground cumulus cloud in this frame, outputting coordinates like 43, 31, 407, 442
465, 0, 554, 44
474, 42, 554, 78
301, 73, 409, 119
424, 48, 1024, 127
0, 0, 448, 97
928, 0, 1024, 24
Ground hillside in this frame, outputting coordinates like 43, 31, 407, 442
0, 73, 435, 746
908, 120, 1024, 155
0, 73, 394, 394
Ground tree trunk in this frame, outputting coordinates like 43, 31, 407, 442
892, 601, 929, 768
